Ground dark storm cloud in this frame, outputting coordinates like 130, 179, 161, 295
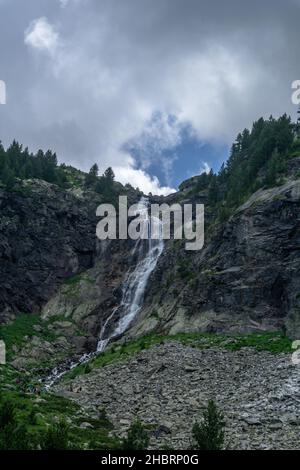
0, 0, 299, 193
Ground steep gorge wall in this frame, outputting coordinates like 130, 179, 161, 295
0, 180, 100, 322
2, 164, 300, 356
129, 176, 300, 340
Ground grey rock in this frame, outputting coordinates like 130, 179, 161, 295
79, 422, 94, 429
54, 342, 300, 450
242, 416, 262, 425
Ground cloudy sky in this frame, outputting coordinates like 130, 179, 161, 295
0, 0, 299, 194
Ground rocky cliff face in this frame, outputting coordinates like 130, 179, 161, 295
0, 177, 141, 363
128, 158, 300, 340
2, 158, 300, 367
0, 179, 102, 323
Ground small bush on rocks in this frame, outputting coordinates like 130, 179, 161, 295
192, 400, 225, 450
122, 419, 149, 450
40, 419, 72, 450
0, 394, 32, 449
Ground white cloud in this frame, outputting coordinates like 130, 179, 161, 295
20, 11, 282, 192
199, 162, 211, 175
59, 0, 83, 8
114, 164, 176, 196
24, 17, 59, 54
3, 0, 297, 195
129, 113, 184, 162
125, 112, 184, 185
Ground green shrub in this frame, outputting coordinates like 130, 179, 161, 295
192, 400, 225, 450
122, 419, 149, 450
0, 314, 40, 358
64, 273, 82, 286
0, 395, 32, 450
40, 419, 72, 450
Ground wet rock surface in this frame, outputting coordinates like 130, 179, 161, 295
132, 178, 300, 339
0, 178, 140, 324
2, 173, 300, 350
0, 179, 139, 359
54, 342, 300, 449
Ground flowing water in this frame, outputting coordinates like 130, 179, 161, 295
97, 197, 164, 351
44, 197, 163, 387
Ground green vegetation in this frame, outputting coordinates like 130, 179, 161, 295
0, 313, 79, 363
218, 114, 293, 207
0, 313, 41, 355
0, 329, 292, 450
0, 140, 66, 188
122, 419, 150, 450
180, 114, 300, 223
64, 272, 94, 287
84, 163, 118, 202
85, 163, 99, 187
177, 259, 195, 280
0, 393, 32, 449
40, 419, 73, 450
64, 330, 292, 381
170, 330, 292, 354
1, 315, 290, 385
0, 391, 120, 450
63, 273, 83, 286
0, 140, 135, 203
192, 400, 225, 450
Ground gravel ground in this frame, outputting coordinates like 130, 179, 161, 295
54, 342, 300, 449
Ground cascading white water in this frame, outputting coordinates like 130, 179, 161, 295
97, 197, 164, 351
44, 197, 163, 387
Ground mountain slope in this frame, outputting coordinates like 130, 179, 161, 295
1, 114, 300, 369
131, 160, 300, 340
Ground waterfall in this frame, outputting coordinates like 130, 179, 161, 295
44, 197, 163, 387
97, 196, 164, 351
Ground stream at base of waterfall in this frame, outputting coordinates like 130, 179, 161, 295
44, 197, 164, 387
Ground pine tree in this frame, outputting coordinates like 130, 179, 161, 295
85, 163, 99, 188
89, 163, 99, 177
122, 419, 149, 450
0, 142, 6, 174
1, 165, 14, 189
103, 166, 115, 182
45, 150, 58, 166
192, 400, 225, 450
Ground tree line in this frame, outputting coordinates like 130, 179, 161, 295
180, 113, 300, 220
0, 140, 67, 188
0, 139, 118, 197
1, 113, 300, 204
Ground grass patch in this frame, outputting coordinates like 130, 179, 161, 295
63, 330, 292, 381
64, 272, 94, 287
0, 390, 120, 450
0, 313, 76, 362
63, 273, 83, 286
0, 314, 41, 359
171, 330, 292, 354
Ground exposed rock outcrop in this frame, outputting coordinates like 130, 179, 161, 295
0, 179, 100, 322
130, 175, 300, 340
0, 178, 139, 329
2, 161, 300, 360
